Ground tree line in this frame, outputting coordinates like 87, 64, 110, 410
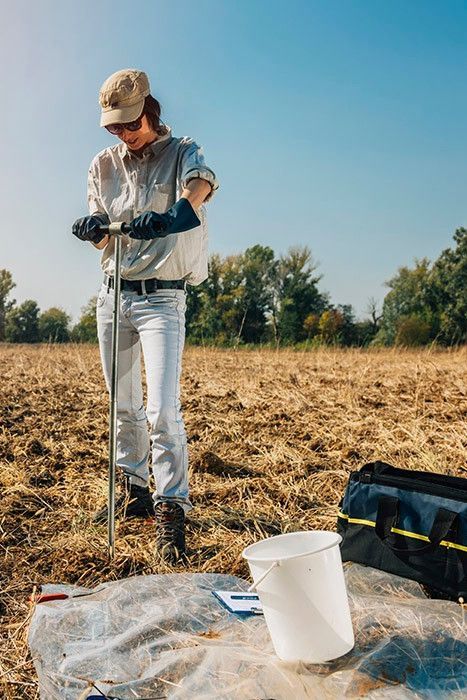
1, 228, 465, 347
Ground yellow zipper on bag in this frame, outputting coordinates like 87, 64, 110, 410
337, 511, 467, 553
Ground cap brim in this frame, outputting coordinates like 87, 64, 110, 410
100, 99, 144, 127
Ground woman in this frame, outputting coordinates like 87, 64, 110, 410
72, 69, 219, 563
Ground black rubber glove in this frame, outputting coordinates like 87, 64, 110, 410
128, 198, 201, 241
72, 213, 110, 244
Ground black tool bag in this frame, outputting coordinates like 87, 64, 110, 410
337, 461, 467, 600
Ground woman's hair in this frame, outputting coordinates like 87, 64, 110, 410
143, 95, 167, 135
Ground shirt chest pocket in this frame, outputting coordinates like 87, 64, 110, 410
106, 182, 133, 220
146, 182, 175, 214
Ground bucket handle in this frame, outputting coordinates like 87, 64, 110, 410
247, 561, 280, 592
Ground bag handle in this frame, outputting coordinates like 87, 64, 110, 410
360, 461, 394, 477
375, 496, 458, 554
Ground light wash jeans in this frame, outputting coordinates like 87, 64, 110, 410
96, 282, 191, 513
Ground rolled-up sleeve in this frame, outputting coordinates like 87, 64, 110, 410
179, 140, 219, 203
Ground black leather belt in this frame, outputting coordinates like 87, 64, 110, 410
104, 275, 186, 294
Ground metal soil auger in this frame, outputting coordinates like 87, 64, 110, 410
99, 221, 130, 560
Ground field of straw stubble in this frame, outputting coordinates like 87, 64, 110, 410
0, 343, 466, 697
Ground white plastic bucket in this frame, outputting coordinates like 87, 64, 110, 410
242, 531, 354, 663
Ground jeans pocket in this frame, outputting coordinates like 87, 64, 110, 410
145, 292, 176, 307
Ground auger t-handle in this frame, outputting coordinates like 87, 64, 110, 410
98, 221, 131, 236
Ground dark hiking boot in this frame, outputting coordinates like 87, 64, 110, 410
93, 478, 155, 523
154, 501, 186, 564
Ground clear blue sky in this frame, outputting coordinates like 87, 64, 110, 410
1, 0, 466, 321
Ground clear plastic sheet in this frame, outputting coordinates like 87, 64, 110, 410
28, 564, 467, 699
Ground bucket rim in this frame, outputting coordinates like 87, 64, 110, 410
242, 530, 342, 563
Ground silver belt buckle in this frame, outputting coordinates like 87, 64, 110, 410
141, 279, 147, 296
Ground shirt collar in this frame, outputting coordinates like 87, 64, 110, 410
123, 125, 173, 160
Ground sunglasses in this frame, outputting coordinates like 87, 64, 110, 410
105, 115, 144, 136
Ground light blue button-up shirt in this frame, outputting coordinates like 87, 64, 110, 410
87, 126, 219, 285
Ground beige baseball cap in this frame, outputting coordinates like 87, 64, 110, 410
99, 69, 150, 127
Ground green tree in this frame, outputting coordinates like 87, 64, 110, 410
275, 246, 328, 344
186, 245, 328, 347
335, 304, 357, 346
186, 254, 235, 343
5, 300, 40, 343
39, 307, 71, 343
237, 245, 277, 344
186, 249, 277, 345
71, 297, 98, 343
375, 259, 436, 345
395, 315, 431, 346
353, 319, 379, 346
0, 270, 16, 342
185, 284, 203, 340
427, 228, 467, 344
318, 309, 344, 344
217, 254, 245, 342
303, 313, 320, 340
